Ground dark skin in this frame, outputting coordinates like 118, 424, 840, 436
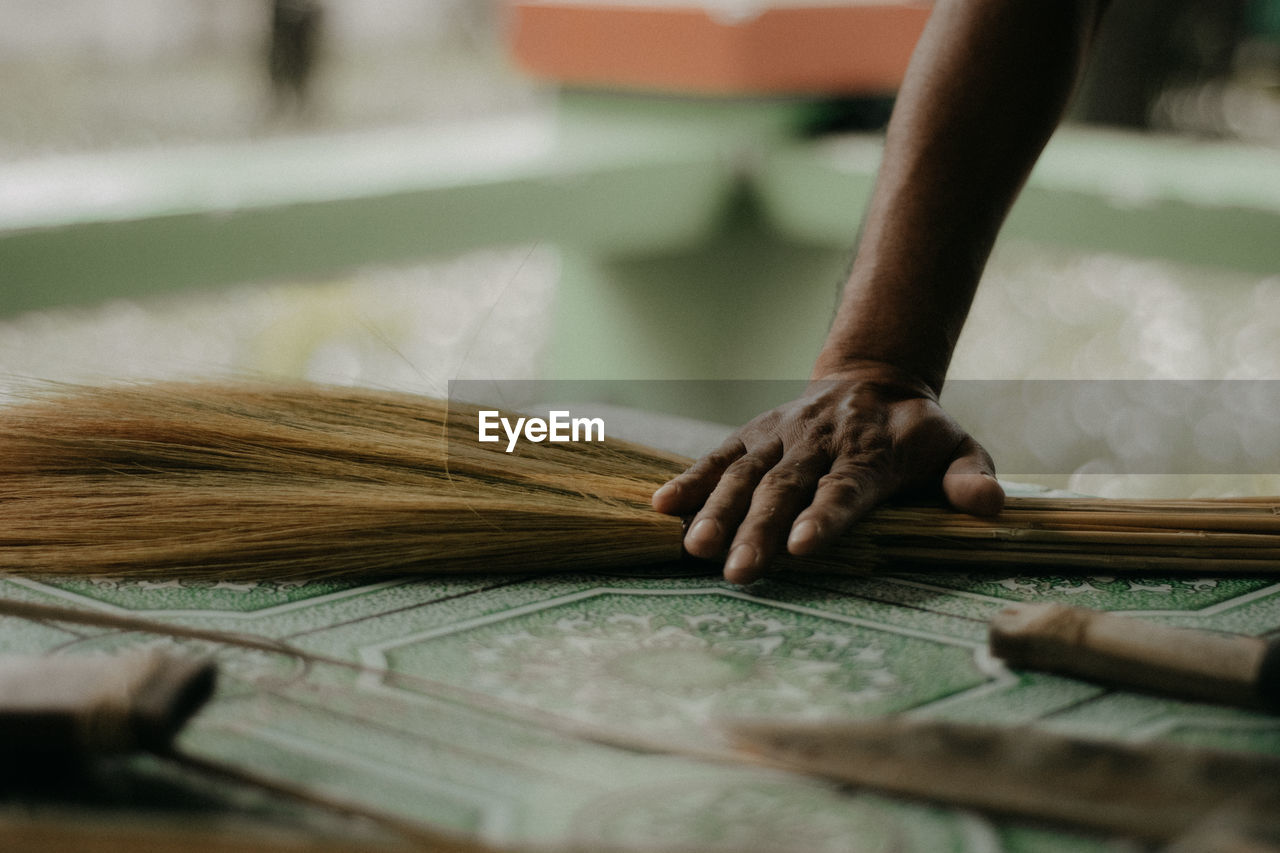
653, 0, 1111, 584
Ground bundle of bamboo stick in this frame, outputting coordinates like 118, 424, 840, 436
839, 498, 1280, 573
0, 381, 1276, 580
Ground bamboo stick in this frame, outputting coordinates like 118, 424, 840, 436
726, 717, 1280, 842
0, 652, 217, 759
0, 813, 426, 853
822, 544, 1280, 573
988, 602, 1280, 711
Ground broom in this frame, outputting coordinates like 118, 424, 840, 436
0, 380, 1278, 581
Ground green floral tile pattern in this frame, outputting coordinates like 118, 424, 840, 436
2, 561, 1278, 851
374, 590, 984, 737
30, 576, 363, 612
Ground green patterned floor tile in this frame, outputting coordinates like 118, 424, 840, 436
4, 561, 1279, 851
883, 572, 1274, 613
567, 781, 972, 853
25, 576, 363, 612
370, 588, 988, 739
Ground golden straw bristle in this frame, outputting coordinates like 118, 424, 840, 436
0, 382, 686, 580
0, 381, 1277, 580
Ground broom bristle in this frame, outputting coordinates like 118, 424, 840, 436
0, 381, 1278, 580
0, 382, 686, 580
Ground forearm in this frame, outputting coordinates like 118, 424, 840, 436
815, 0, 1109, 391
656, 0, 1108, 577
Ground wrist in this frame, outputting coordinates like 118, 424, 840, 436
814, 278, 960, 395
807, 357, 942, 400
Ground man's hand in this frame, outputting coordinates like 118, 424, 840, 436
646, 0, 1105, 584
650, 365, 1003, 584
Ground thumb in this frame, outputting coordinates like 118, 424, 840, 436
941, 435, 1004, 516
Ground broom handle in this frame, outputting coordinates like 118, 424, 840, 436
988, 602, 1280, 711
726, 717, 1280, 842
0, 652, 217, 758
0, 813, 423, 853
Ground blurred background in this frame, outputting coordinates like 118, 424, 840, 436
2, 0, 1279, 496
2, 0, 1277, 155
0, 0, 556, 390
0, 1, 530, 156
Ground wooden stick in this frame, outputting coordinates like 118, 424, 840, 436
988, 602, 1280, 711
1162, 799, 1280, 853
822, 543, 1280, 573
725, 717, 1280, 842
165, 751, 514, 853
0, 812, 424, 853
873, 507, 1280, 533
0, 652, 217, 759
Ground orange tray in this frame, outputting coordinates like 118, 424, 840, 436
507, 2, 932, 96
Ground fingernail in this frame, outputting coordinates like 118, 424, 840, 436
724, 543, 757, 578
686, 518, 719, 550
787, 519, 818, 553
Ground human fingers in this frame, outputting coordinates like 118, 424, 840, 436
680, 441, 785, 561
941, 435, 1004, 516
651, 438, 746, 516
785, 454, 891, 557
721, 450, 834, 584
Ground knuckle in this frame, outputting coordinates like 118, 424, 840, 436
746, 435, 784, 460
679, 442, 747, 482
759, 466, 811, 493
690, 499, 738, 533
736, 514, 784, 548
670, 461, 721, 489
817, 467, 866, 488
678, 462, 719, 485
816, 468, 874, 500
700, 439, 747, 470
793, 419, 835, 450
828, 414, 892, 455
723, 452, 775, 482
671, 461, 703, 480
839, 442, 892, 475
